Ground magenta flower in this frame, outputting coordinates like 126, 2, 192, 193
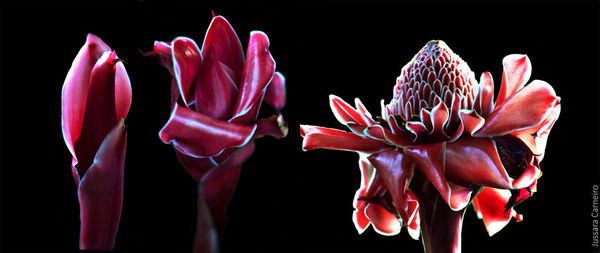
300, 40, 560, 252
153, 15, 287, 250
61, 34, 132, 250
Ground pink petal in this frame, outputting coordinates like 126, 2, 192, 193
429, 102, 449, 139
495, 54, 531, 106
472, 187, 522, 236
172, 37, 202, 106
159, 104, 257, 158
194, 44, 238, 121
73, 51, 119, 177
264, 72, 286, 111
229, 31, 275, 124
511, 104, 560, 160
300, 125, 390, 154
475, 80, 560, 137
364, 203, 401, 236
478, 72, 495, 118
404, 142, 474, 211
201, 15, 245, 84
364, 125, 411, 147
114, 61, 132, 121
367, 150, 416, 225
175, 151, 217, 181
353, 158, 375, 234
62, 34, 111, 163
78, 121, 126, 250
255, 114, 288, 139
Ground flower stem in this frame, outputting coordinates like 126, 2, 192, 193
418, 191, 466, 253
194, 182, 219, 253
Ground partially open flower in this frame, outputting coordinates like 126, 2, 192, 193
153, 15, 287, 251
300, 40, 560, 252
61, 34, 131, 250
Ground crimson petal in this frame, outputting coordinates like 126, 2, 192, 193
368, 149, 416, 225
114, 61, 132, 121
194, 44, 238, 121
264, 72, 286, 112
364, 203, 401, 236
201, 15, 245, 84
404, 142, 474, 211
255, 114, 288, 139
62, 34, 111, 166
78, 121, 126, 250
353, 158, 375, 234
300, 125, 390, 154
475, 80, 560, 137
172, 37, 202, 106
478, 72, 495, 118
160, 104, 257, 158
153, 41, 174, 75
230, 31, 275, 124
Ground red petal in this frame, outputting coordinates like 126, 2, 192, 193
114, 61, 132, 121
201, 15, 245, 84
175, 151, 216, 181
475, 80, 559, 137
62, 34, 111, 164
478, 72, 495, 118
364, 125, 412, 147
78, 121, 126, 250
329, 95, 371, 126
172, 37, 202, 106
367, 150, 416, 225
495, 54, 531, 106
194, 44, 238, 120
264, 72, 286, 111
159, 104, 257, 158
404, 142, 474, 211
429, 102, 449, 139
73, 51, 119, 177
364, 203, 401, 236
445, 137, 511, 189
511, 104, 560, 160
300, 125, 390, 154
352, 158, 375, 234
472, 187, 521, 236
230, 31, 275, 124
201, 164, 242, 235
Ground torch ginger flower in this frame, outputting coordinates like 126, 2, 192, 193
153, 15, 287, 252
61, 34, 131, 250
300, 40, 560, 252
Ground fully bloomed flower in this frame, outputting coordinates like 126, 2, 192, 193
61, 34, 132, 250
300, 40, 560, 251
153, 15, 287, 235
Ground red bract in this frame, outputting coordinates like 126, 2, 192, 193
300, 40, 560, 252
153, 15, 287, 250
61, 34, 131, 250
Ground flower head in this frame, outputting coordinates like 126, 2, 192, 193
300, 40, 560, 251
153, 15, 287, 234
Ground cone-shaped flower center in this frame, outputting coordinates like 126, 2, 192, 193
387, 40, 478, 121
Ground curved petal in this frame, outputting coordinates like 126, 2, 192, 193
495, 54, 531, 106
329, 95, 373, 126
194, 44, 238, 121
172, 37, 202, 106
175, 151, 217, 181
153, 41, 174, 75
365, 203, 401, 236
78, 121, 126, 250
352, 158, 375, 234
475, 80, 559, 137
367, 149, 416, 225
404, 142, 474, 211
364, 124, 412, 147
264, 72, 286, 111
74, 51, 119, 177
201, 15, 245, 83
255, 114, 288, 139
114, 61, 132, 121
230, 31, 275, 124
159, 104, 257, 158
478, 72, 495, 118
511, 104, 560, 160
62, 34, 111, 160
300, 125, 390, 154
472, 187, 522, 236
429, 102, 449, 139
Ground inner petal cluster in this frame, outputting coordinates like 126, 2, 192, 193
386, 40, 478, 122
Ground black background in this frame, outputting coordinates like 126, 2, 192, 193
1, 0, 599, 252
